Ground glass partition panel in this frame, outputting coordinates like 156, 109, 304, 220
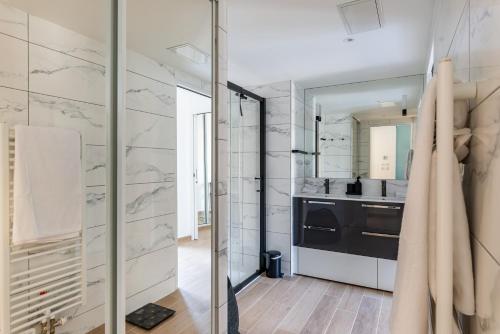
0, 0, 111, 332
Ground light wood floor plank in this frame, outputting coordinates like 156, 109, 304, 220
325, 309, 357, 334
274, 278, 330, 333
376, 292, 393, 334
299, 294, 341, 334
338, 285, 365, 313
351, 296, 382, 334
246, 301, 294, 334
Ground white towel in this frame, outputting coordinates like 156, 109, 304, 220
13, 125, 83, 245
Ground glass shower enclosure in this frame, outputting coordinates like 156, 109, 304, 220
228, 82, 266, 291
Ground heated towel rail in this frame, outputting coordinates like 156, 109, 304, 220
0, 124, 87, 334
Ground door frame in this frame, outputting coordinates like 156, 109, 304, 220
227, 81, 267, 293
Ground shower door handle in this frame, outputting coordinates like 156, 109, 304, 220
255, 177, 263, 192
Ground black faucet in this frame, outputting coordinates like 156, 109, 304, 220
381, 180, 387, 197
324, 178, 330, 194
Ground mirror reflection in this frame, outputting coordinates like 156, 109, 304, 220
305, 75, 424, 180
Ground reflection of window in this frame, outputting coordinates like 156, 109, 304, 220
370, 124, 411, 180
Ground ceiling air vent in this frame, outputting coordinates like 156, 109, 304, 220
337, 0, 382, 35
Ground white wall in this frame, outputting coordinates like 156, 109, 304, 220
176, 88, 211, 239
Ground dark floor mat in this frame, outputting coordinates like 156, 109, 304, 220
126, 303, 175, 330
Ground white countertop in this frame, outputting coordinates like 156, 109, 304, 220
293, 193, 406, 204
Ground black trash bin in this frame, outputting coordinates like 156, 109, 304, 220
265, 250, 284, 278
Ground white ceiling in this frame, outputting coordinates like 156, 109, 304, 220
228, 0, 435, 88
7, 0, 212, 82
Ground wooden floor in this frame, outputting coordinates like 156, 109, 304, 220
236, 275, 392, 334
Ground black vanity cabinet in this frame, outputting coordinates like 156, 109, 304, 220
293, 196, 405, 291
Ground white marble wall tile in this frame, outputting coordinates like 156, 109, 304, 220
470, 0, 500, 85
242, 203, 259, 230
267, 178, 291, 206
230, 227, 243, 253
239, 99, 260, 127
58, 304, 105, 334
267, 231, 291, 263
86, 187, 106, 229
292, 153, 305, 179
218, 302, 229, 334
0, 86, 28, 125
217, 27, 228, 86
29, 44, 105, 105
126, 277, 177, 314
28, 15, 105, 65
247, 80, 291, 99
86, 225, 106, 269
127, 49, 176, 86
242, 228, 260, 256
241, 254, 260, 279
241, 177, 260, 204
218, 248, 229, 308
72, 265, 105, 317
126, 109, 176, 149
241, 152, 260, 178
304, 155, 314, 177
126, 214, 176, 260
266, 151, 291, 179
433, 0, 469, 60
126, 246, 177, 297
292, 98, 305, 128
217, 138, 230, 197
126, 147, 175, 184
320, 155, 352, 174
0, 2, 28, 40
29, 93, 106, 145
86, 145, 106, 186
230, 177, 241, 203
448, 0, 470, 82
267, 123, 291, 151
175, 69, 211, 97
267, 205, 291, 234
126, 71, 176, 117
125, 181, 176, 222
218, 194, 229, 250
0, 33, 27, 90
240, 125, 259, 152
266, 96, 291, 125
218, 83, 230, 141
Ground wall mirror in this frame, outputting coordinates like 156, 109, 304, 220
304, 75, 424, 180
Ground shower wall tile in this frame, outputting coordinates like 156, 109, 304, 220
125, 214, 176, 260
60, 304, 105, 334
267, 123, 291, 151
86, 145, 106, 186
242, 203, 259, 230
292, 124, 305, 151
86, 225, 106, 269
267, 178, 291, 207
126, 109, 176, 149
470, 0, 500, 95
242, 228, 260, 256
29, 44, 105, 105
241, 152, 260, 178
29, 93, 106, 145
240, 125, 260, 152
126, 71, 176, 117
126, 246, 177, 298
125, 181, 176, 222
126, 147, 175, 184
449, 2, 470, 82
127, 49, 176, 86
0, 2, 28, 40
86, 186, 106, 228
267, 231, 291, 262
242, 177, 260, 204
126, 277, 177, 314
267, 205, 292, 234
433, 0, 468, 60
0, 33, 27, 90
240, 99, 260, 127
29, 15, 105, 65
73, 265, 106, 317
0, 86, 28, 125
266, 151, 291, 179
266, 96, 291, 125
247, 80, 291, 99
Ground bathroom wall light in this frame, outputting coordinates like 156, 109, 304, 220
167, 43, 209, 64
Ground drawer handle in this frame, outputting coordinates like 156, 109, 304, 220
304, 225, 336, 232
303, 200, 336, 206
362, 231, 400, 239
361, 204, 400, 210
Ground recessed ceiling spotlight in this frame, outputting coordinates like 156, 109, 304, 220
167, 43, 209, 64
343, 37, 355, 43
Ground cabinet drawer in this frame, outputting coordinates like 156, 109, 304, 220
297, 247, 377, 289
378, 259, 397, 292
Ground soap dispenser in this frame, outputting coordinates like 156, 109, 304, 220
354, 177, 362, 195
